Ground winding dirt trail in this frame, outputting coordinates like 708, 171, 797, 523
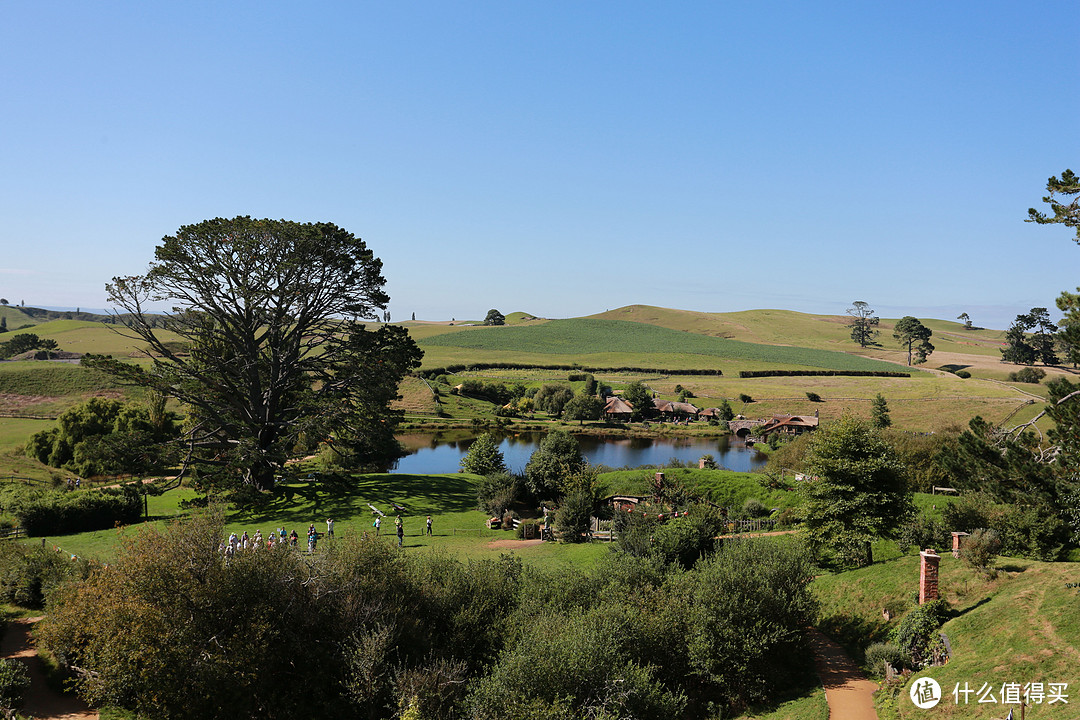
809, 629, 879, 720
0, 617, 96, 720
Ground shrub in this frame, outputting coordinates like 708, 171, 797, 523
863, 642, 909, 675
554, 491, 593, 543
955, 370, 971, 379
888, 600, 949, 668
960, 528, 1001, 575
897, 513, 949, 554
476, 471, 521, 516
0, 543, 87, 608
740, 498, 770, 519
1008, 367, 1046, 383
460, 433, 506, 476
0, 657, 30, 710
515, 520, 541, 539
738, 393, 754, 404
805, 391, 822, 402
13, 486, 143, 536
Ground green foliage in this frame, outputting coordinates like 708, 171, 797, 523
554, 490, 593, 543
562, 393, 603, 425
893, 316, 934, 365
959, 527, 1001, 574
941, 493, 1066, 561
524, 430, 584, 500
98, 216, 422, 492
717, 400, 734, 423
863, 642, 909, 675
888, 600, 949, 668
0, 542, 88, 608
12, 485, 144, 536
870, 393, 891, 429
737, 393, 754, 404
1008, 366, 1046, 383
805, 391, 821, 402
533, 383, 574, 417
1001, 308, 1058, 365
0, 657, 30, 711
846, 301, 879, 347
475, 470, 522, 516
617, 506, 723, 569
800, 416, 912, 567
1026, 168, 1079, 242
0, 332, 41, 358
25, 397, 178, 477
483, 309, 505, 326
955, 369, 971, 378
896, 512, 949, 554
460, 433, 506, 476
621, 381, 653, 421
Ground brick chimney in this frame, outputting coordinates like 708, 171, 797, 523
919, 549, 941, 604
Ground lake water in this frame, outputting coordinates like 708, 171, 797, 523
390, 431, 767, 475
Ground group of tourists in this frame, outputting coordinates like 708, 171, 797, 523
218, 513, 434, 559
219, 519, 335, 559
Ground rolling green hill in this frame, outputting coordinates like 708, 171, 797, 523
417, 317, 914, 373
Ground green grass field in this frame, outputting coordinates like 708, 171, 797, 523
417, 317, 917, 373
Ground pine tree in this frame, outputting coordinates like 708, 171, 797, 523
871, 394, 891, 429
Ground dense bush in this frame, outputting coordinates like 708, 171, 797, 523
1008, 367, 1046, 383
942, 494, 1066, 561
460, 433, 506, 476
888, 600, 949, 668
476, 471, 523, 516
40, 511, 815, 720
863, 642, 909, 675
13, 485, 143, 536
419, 363, 722, 378
0, 543, 88, 608
897, 513, 950, 554
616, 506, 724, 569
805, 391, 822, 402
955, 370, 971, 378
960, 528, 1001, 574
0, 657, 30, 710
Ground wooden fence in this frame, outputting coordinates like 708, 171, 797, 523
0, 527, 26, 540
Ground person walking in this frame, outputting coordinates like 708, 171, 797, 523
326, 518, 335, 538
374, 515, 381, 535
396, 519, 404, 548
425, 515, 432, 536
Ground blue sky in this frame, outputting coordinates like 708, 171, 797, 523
1, 2, 1076, 329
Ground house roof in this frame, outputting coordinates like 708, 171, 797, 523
604, 396, 633, 414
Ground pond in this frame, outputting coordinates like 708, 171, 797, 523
389, 431, 768, 475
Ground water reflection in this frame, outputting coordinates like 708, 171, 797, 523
388, 431, 765, 475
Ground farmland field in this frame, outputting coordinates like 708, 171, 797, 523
417, 318, 916, 372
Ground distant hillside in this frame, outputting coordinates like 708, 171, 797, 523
590, 305, 1007, 359
417, 318, 912, 373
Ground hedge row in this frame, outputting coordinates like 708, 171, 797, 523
418, 362, 723, 378
737, 370, 910, 379
16, 486, 143, 536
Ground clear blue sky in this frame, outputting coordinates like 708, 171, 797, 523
1, 2, 1077, 329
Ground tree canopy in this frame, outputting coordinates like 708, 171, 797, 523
93, 217, 422, 492
846, 301, 879, 347
483, 309, 505, 326
799, 416, 911, 567
1027, 168, 1079, 242
892, 316, 934, 365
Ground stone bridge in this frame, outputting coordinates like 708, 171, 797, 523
727, 418, 765, 438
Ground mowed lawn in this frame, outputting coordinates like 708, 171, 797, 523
30, 472, 611, 569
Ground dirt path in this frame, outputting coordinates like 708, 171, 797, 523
809, 629, 878, 720
0, 617, 97, 720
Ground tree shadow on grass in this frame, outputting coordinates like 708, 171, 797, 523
236, 472, 477, 527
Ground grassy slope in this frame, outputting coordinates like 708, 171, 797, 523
0, 305, 41, 329
417, 318, 915, 373
813, 553, 1080, 719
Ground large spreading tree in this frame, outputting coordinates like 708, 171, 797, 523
94, 216, 422, 492
892, 316, 934, 366
846, 300, 879, 347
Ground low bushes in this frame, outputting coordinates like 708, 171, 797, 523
12, 486, 143, 536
